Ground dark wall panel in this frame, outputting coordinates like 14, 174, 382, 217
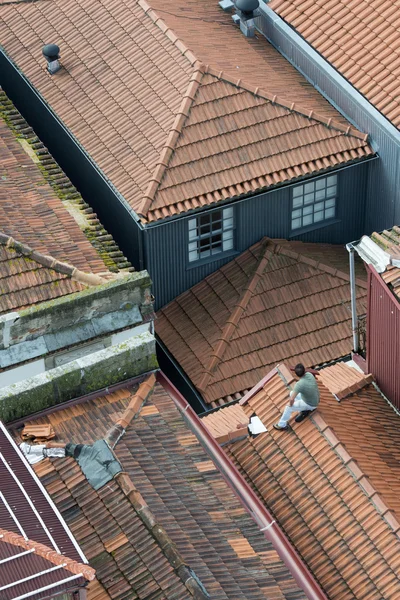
367, 268, 400, 410
148, 162, 368, 308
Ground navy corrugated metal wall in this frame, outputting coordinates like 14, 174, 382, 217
367, 267, 400, 410
147, 162, 369, 308
257, 7, 400, 234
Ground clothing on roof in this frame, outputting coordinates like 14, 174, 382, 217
17, 377, 308, 600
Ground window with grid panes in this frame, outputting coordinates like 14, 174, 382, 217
188, 207, 234, 262
291, 175, 337, 231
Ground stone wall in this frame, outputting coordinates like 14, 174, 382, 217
0, 331, 157, 422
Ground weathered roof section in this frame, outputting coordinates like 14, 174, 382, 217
218, 365, 400, 600
23, 379, 307, 600
157, 238, 367, 406
269, 0, 400, 129
0, 421, 91, 600
0, 0, 373, 222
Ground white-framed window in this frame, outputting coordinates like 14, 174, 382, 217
291, 174, 338, 231
188, 207, 234, 263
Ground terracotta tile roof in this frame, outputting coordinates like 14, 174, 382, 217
215, 365, 400, 599
0, 421, 91, 600
20, 379, 308, 600
201, 404, 249, 444
0, 0, 374, 222
317, 362, 374, 399
0, 91, 132, 273
269, 0, 400, 129
0, 232, 113, 314
371, 227, 400, 298
157, 237, 368, 406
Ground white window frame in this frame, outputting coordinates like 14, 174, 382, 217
188, 207, 234, 263
291, 174, 338, 232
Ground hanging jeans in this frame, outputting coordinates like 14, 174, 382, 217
278, 393, 317, 427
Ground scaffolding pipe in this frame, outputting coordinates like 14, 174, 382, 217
346, 243, 359, 352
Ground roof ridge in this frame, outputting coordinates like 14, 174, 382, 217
197, 239, 273, 393
104, 374, 157, 448
204, 66, 369, 141
0, 232, 110, 287
273, 241, 368, 289
0, 528, 95, 581
138, 66, 205, 218
115, 471, 209, 599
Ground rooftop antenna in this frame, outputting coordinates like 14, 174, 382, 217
42, 44, 61, 75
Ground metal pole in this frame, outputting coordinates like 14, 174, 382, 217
346, 243, 359, 352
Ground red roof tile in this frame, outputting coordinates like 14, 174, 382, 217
269, 0, 400, 129
0, 0, 374, 222
0, 421, 91, 600
317, 362, 374, 399
212, 365, 400, 599
371, 227, 400, 299
157, 238, 368, 406
19, 379, 307, 599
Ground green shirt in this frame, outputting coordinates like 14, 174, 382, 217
293, 373, 320, 407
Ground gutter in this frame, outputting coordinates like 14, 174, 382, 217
346, 242, 359, 352
158, 371, 329, 600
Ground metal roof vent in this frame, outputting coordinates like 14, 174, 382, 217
219, 0, 260, 37
42, 43, 61, 75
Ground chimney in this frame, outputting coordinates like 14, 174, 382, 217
219, 0, 260, 37
42, 43, 61, 75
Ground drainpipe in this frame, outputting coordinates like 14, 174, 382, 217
346, 243, 359, 352
158, 371, 329, 600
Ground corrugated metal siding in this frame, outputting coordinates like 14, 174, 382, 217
148, 163, 368, 308
367, 267, 400, 410
257, 9, 400, 233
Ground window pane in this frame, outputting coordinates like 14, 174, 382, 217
327, 175, 337, 186
315, 189, 326, 200
304, 193, 314, 205
302, 214, 313, 226
200, 224, 211, 236
292, 208, 302, 218
223, 217, 233, 230
188, 218, 196, 230
292, 217, 302, 229
293, 185, 303, 197
325, 198, 336, 209
223, 229, 233, 241
188, 241, 197, 251
200, 248, 211, 258
293, 196, 303, 208
314, 211, 324, 222
212, 211, 222, 222
212, 220, 222, 232
223, 238, 234, 251
314, 201, 324, 212
304, 182, 314, 194
189, 251, 198, 262
199, 214, 209, 227
303, 205, 313, 215
325, 207, 335, 219
315, 179, 325, 190
326, 185, 337, 197
223, 206, 233, 218
211, 234, 222, 245
189, 229, 197, 240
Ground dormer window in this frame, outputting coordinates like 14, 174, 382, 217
291, 175, 337, 232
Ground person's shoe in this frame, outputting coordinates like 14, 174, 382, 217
273, 423, 289, 431
295, 410, 312, 423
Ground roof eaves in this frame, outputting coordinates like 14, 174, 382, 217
0, 529, 95, 582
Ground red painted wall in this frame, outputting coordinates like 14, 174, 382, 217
367, 266, 400, 410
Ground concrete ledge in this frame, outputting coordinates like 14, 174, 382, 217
0, 331, 157, 422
